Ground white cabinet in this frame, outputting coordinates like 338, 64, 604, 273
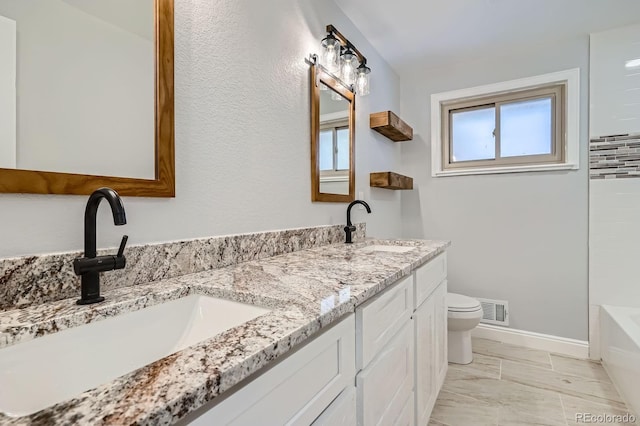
354, 252, 448, 426
414, 292, 437, 425
395, 393, 415, 426
356, 318, 414, 426
312, 387, 357, 426
413, 254, 448, 426
356, 275, 413, 370
185, 314, 355, 426
414, 254, 447, 309
434, 282, 448, 389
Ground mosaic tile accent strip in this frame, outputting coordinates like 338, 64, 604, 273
590, 134, 640, 179
0, 223, 365, 311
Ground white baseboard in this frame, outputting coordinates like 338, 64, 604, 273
589, 305, 601, 361
471, 324, 589, 359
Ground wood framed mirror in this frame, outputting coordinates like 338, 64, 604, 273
310, 63, 355, 202
0, 0, 174, 197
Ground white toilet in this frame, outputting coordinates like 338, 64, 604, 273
447, 293, 483, 365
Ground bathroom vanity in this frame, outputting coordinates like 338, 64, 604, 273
186, 252, 448, 426
0, 234, 449, 425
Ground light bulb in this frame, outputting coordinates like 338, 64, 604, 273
324, 46, 338, 72
343, 61, 355, 85
341, 50, 356, 86
356, 73, 369, 95
356, 64, 371, 96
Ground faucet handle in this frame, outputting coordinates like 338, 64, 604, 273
113, 235, 128, 270
117, 235, 128, 258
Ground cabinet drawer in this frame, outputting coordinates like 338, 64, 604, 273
356, 275, 413, 370
356, 318, 414, 426
312, 386, 356, 426
186, 315, 356, 426
414, 253, 447, 309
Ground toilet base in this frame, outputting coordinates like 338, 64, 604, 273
448, 329, 473, 364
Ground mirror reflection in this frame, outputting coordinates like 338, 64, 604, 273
0, 0, 155, 179
311, 64, 354, 203
319, 83, 350, 196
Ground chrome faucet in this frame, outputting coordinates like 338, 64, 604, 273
345, 200, 372, 243
73, 188, 128, 305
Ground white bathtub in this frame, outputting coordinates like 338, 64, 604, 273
601, 305, 640, 416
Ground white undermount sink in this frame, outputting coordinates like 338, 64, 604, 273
358, 245, 416, 253
0, 295, 270, 417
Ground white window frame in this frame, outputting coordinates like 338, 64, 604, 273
431, 68, 580, 177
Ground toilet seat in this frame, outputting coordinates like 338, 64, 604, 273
447, 292, 482, 313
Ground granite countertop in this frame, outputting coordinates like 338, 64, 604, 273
0, 238, 449, 425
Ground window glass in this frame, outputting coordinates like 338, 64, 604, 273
336, 128, 350, 170
500, 98, 552, 157
451, 107, 496, 162
319, 130, 333, 171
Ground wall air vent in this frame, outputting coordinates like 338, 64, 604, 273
477, 298, 509, 326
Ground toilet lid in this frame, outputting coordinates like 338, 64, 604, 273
447, 293, 481, 312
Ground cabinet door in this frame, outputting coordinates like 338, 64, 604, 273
394, 392, 415, 426
414, 295, 437, 426
312, 386, 356, 426
434, 280, 448, 389
356, 275, 414, 370
356, 318, 414, 426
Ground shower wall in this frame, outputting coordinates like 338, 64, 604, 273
589, 23, 640, 356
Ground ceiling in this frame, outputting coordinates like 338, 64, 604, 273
62, 0, 153, 41
333, 0, 640, 74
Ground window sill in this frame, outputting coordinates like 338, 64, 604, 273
320, 175, 349, 182
433, 162, 579, 177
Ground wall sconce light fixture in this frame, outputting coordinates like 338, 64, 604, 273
321, 32, 341, 75
319, 25, 371, 96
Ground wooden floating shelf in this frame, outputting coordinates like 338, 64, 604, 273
370, 172, 413, 190
370, 111, 413, 142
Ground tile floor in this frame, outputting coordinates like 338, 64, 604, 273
429, 338, 637, 426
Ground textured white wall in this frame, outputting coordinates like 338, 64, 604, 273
0, 0, 402, 258
400, 36, 590, 340
0, 0, 155, 179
